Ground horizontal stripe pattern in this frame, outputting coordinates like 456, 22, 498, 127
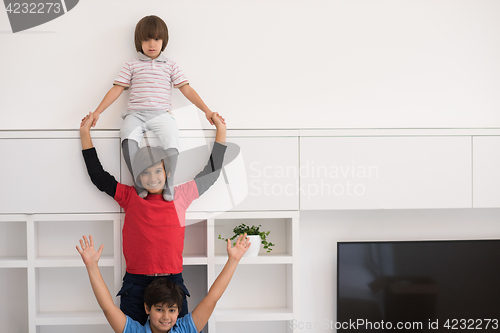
114, 53, 188, 112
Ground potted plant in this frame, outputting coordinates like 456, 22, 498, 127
218, 223, 275, 257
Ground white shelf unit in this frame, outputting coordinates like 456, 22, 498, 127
184, 211, 299, 333
0, 214, 121, 333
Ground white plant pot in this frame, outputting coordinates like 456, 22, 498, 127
244, 235, 262, 257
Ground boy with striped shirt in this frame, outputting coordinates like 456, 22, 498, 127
89, 15, 218, 201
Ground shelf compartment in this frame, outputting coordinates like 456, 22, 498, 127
0, 221, 27, 260
35, 219, 114, 260
182, 265, 208, 313
0, 268, 29, 332
183, 219, 207, 259
213, 264, 292, 311
36, 267, 116, 314
215, 217, 293, 257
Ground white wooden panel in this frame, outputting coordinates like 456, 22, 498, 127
36, 220, 114, 258
224, 137, 299, 211
214, 264, 289, 311
0, 268, 28, 332
0, 138, 120, 213
182, 136, 298, 212
0, 221, 26, 260
37, 267, 115, 313
300, 136, 472, 209
473, 136, 500, 208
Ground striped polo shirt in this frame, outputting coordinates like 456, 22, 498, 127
114, 52, 189, 112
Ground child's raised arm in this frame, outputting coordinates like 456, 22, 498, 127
193, 112, 227, 197
80, 112, 95, 150
212, 112, 226, 143
76, 235, 127, 333
191, 234, 250, 331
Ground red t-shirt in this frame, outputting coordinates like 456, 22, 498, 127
114, 180, 199, 274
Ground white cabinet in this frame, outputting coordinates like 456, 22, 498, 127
0, 214, 121, 333
225, 136, 299, 211
300, 136, 472, 210
0, 136, 120, 214
473, 136, 500, 208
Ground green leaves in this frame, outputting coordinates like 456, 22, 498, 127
218, 223, 275, 253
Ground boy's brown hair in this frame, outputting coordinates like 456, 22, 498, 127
144, 279, 183, 312
134, 15, 169, 53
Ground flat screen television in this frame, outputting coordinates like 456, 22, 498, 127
337, 240, 500, 332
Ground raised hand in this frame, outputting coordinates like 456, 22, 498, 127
227, 233, 250, 261
76, 235, 104, 267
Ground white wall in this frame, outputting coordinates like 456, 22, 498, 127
1, 0, 500, 130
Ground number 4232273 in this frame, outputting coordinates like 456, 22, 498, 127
6, 2, 62, 14
443, 319, 499, 330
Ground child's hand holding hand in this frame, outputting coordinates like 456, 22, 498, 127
212, 112, 226, 129
227, 233, 250, 262
80, 112, 95, 133
205, 110, 214, 125
76, 235, 104, 268
91, 112, 100, 127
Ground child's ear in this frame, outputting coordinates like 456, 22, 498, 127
144, 303, 150, 315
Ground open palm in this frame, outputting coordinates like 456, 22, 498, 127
227, 233, 251, 261
76, 235, 104, 267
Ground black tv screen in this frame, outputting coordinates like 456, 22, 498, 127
337, 240, 500, 332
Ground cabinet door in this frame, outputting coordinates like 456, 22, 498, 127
0, 138, 120, 213
176, 137, 299, 212
300, 136, 472, 209
473, 136, 500, 208
224, 137, 299, 211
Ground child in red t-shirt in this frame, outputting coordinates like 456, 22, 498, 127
80, 111, 226, 325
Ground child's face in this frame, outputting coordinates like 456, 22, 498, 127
145, 303, 179, 333
142, 38, 163, 59
139, 161, 167, 194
